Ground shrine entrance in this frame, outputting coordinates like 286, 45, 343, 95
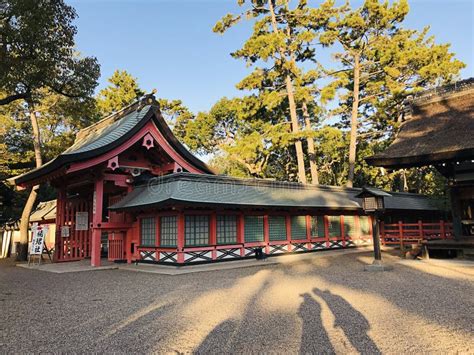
106, 230, 126, 261
55, 197, 92, 262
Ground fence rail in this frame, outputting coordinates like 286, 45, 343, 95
380, 220, 452, 245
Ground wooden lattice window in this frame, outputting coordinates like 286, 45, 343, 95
310, 216, 325, 237
269, 216, 287, 241
217, 215, 237, 245
360, 216, 371, 235
291, 216, 307, 239
140, 217, 156, 246
344, 216, 357, 237
160, 216, 177, 247
185, 215, 209, 246
244, 216, 264, 242
328, 216, 341, 237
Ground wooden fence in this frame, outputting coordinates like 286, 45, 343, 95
380, 220, 452, 246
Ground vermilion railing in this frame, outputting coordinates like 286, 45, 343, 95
380, 220, 453, 245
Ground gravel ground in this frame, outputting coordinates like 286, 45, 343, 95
0, 251, 473, 354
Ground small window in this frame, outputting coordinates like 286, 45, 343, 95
310, 216, 325, 237
269, 216, 287, 241
244, 216, 264, 242
344, 215, 356, 237
141, 217, 156, 246
185, 215, 209, 246
291, 216, 307, 239
160, 216, 177, 247
217, 215, 237, 244
360, 216, 371, 235
328, 216, 341, 237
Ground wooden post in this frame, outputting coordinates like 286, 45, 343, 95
54, 185, 66, 262
305, 215, 312, 250
440, 220, 446, 239
418, 220, 423, 240
91, 178, 104, 267
210, 212, 217, 260
263, 214, 269, 254
399, 221, 404, 257
355, 215, 361, 240
177, 212, 185, 263
340, 215, 345, 247
286, 215, 292, 251
324, 215, 330, 247
238, 213, 245, 257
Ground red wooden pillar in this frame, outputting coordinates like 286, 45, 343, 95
125, 228, 132, 264
398, 220, 403, 249
340, 215, 345, 247
210, 212, 217, 260
238, 213, 245, 256
324, 215, 330, 247
354, 215, 361, 240
440, 220, 446, 239
305, 215, 312, 250
263, 214, 269, 254
54, 185, 66, 262
418, 220, 423, 240
177, 212, 185, 263
91, 178, 103, 267
286, 215, 292, 251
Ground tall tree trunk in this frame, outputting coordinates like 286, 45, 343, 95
17, 104, 43, 261
400, 169, 408, 192
268, 0, 307, 184
302, 102, 319, 185
346, 53, 360, 188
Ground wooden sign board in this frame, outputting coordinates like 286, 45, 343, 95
61, 226, 70, 238
75, 212, 89, 231
30, 224, 48, 255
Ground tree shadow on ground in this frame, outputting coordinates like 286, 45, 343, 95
313, 288, 381, 354
298, 292, 335, 354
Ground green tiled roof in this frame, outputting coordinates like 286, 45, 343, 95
63, 106, 151, 155
11, 96, 213, 186
109, 173, 440, 212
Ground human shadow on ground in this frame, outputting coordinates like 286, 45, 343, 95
195, 319, 239, 354
313, 288, 381, 354
298, 292, 335, 354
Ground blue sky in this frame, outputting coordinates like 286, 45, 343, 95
69, 0, 474, 114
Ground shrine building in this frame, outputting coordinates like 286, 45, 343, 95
10, 94, 448, 266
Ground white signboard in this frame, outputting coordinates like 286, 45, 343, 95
75, 212, 89, 231
30, 225, 48, 255
61, 226, 70, 238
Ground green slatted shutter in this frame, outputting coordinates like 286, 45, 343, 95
244, 216, 264, 242
268, 216, 287, 241
185, 215, 209, 246
216, 215, 237, 244
291, 216, 307, 239
344, 216, 356, 237
141, 217, 156, 246
328, 216, 341, 237
310, 216, 325, 237
160, 216, 177, 247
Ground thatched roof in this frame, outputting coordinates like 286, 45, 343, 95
367, 78, 474, 168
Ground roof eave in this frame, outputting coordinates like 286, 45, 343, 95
366, 147, 474, 169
